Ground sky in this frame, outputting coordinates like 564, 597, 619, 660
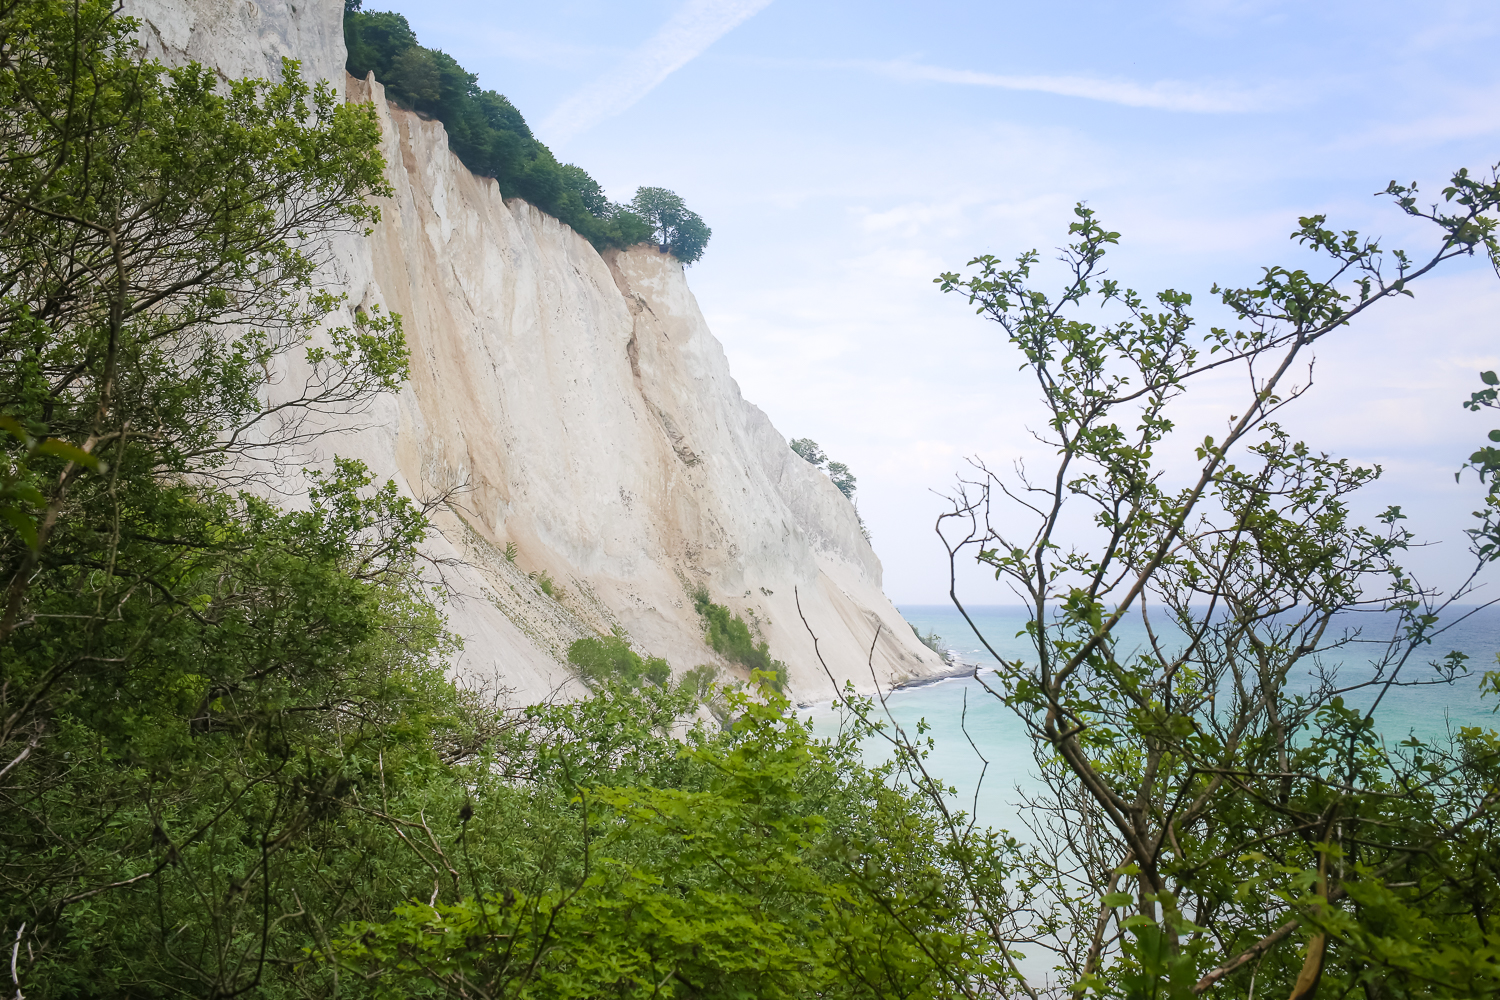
366, 0, 1500, 604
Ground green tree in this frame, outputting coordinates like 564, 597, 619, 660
559, 163, 613, 217
792, 436, 829, 466
343, 7, 660, 255
333, 684, 1006, 999
827, 460, 858, 499
0, 2, 457, 992
630, 186, 713, 264
898, 166, 1500, 997
569, 631, 671, 689
790, 439, 858, 500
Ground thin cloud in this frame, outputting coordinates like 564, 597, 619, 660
468, 28, 616, 70
542, 0, 773, 145
865, 59, 1279, 113
1336, 93, 1500, 148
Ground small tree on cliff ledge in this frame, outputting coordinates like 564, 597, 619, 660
630, 186, 712, 264
791, 437, 858, 499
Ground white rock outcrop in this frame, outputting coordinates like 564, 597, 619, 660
128, 0, 944, 701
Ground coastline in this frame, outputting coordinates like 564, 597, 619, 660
795, 653, 982, 709
896, 656, 981, 690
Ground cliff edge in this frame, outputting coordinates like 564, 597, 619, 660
127, 0, 945, 701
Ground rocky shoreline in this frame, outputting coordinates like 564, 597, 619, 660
896, 655, 982, 690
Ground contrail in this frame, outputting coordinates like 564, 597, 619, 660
867, 59, 1276, 113
542, 0, 774, 145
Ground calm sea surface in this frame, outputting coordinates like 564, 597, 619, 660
802, 604, 1500, 833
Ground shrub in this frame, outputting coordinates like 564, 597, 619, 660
691, 587, 788, 691
681, 663, 719, 701
568, 633, 671, 689
910, 623, 952, 663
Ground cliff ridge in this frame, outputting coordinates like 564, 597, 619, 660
129, 0, 944, 701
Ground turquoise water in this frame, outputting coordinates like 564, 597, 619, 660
803, 604, 1500, 833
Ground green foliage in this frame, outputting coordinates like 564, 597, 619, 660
531, 568, 562, 598
343, 9, 698, 259
909, 623, 951, 662
681, 662, 721, 701
332, 685, 1002, 998
2, 473, 461, 997
0, 2, 444, 993
692, 587, 789, 691
918, 166, 1500, 997
1462, 369, 1500, 562
629, 186, 713, 264
0, 20, 398, 484
568, 632, 672, 689
827, 459, 858, 499
790, 438, 857, 499
790, 437, 828, 466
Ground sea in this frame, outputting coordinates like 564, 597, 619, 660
802, 604, 1500, 835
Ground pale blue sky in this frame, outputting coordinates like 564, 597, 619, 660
368, 0, 1500, 603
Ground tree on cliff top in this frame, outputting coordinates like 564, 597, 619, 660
630, 186, 714, 264
344, 7, 720, 262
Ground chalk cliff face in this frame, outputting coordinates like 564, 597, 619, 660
128, 0, 944, 701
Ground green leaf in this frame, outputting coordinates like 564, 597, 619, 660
9, 483, 44, 508
1103, 891, 1134, 907
36, 438, 101, 471
1483, 370, 1499, 385
0, 505, 40, 549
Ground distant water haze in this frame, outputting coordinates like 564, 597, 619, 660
804, 604, 1500, 835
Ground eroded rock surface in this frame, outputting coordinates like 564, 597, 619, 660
128, 0, 944, 701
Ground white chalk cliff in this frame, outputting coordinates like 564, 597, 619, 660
128, 0, 944, 701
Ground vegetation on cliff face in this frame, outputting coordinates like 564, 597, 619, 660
568, 631, 671, 689
342, 1, 712, 263
691, 587, 789, 692
792, 437, 868, 539
792, 437, 858, 499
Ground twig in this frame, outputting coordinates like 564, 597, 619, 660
9, 922, 23, 1000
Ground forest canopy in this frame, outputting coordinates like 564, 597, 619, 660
342, 2, 712, 263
